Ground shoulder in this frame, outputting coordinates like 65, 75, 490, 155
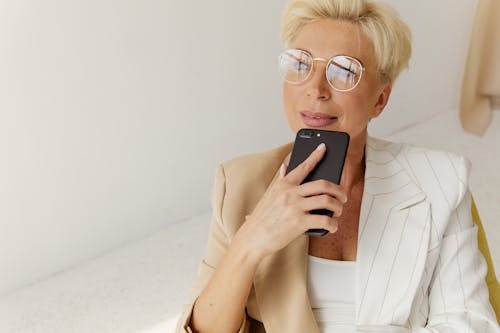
368, 136, 471, 208
370, 136, 470, 170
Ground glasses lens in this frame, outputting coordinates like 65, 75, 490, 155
326, 56, 363, 91
279, 49, 313, 84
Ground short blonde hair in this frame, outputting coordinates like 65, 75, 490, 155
281, 0, 412, 83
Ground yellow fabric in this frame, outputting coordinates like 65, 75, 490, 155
472, 197, 500, 322
460, 0, 500, 136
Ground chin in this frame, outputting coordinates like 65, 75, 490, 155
302, 123, 343, 132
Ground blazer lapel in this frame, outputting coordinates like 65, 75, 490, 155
356, 137, 431, 325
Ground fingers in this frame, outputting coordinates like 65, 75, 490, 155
302, 214, 338, 234
298, 179, 348, 203
285, 143, 326, 185
298, 194, 344, 217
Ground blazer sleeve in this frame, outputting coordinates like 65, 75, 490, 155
175, 164, 249, 333
421, 186, 499, 332
358, 156, 500, 332
420, 157, 499, 332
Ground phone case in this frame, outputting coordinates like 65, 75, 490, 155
286, 128, 350, 236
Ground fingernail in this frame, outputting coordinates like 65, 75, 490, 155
279, 163, 285, 177
343, 196, 348, 203
316, 143, 325, 151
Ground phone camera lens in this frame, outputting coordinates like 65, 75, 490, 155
299, 129, 314, 139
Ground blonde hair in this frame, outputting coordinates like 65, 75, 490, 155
281, 0, 412, 83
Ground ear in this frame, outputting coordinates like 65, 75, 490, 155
371, 82, 392, 119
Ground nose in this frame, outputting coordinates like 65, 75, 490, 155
306, 59, 331, 100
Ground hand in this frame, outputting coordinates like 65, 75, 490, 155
233, 143, 348, 261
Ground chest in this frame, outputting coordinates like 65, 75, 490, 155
308, 185, 363, 261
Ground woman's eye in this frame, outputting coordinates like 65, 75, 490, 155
342, 67, 357, 77
328, 65, 356, 79
293, 60, 309, 71
327, 66, 358, 88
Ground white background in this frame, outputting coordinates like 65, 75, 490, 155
0, 0, 477, 296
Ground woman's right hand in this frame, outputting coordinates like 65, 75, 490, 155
233, 142, 348, 261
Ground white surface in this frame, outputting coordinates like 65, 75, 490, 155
0, 213, 210, 333
0, 0, 479, 298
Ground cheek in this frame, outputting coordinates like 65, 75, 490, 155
346, 88, 378, 117
282, 84, 294, 109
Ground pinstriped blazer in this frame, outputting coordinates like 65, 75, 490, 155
176, 136, 499, 333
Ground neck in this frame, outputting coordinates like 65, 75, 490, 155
340, 132, 367, 193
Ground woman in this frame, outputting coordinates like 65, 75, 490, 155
176, 0, 499, 332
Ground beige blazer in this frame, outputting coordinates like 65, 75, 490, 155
177, 136, 499, 333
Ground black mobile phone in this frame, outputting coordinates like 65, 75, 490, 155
286, 128, 350, 237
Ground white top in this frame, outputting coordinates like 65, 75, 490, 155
307, 255, 356, 333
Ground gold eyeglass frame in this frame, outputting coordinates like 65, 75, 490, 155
279, 48, 366, 92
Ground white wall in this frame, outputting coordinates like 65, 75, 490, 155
0, 0, 476, 296
370, 0, 476, 136
0, 0, 291, 297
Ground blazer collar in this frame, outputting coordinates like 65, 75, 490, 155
253, 136, 428, 330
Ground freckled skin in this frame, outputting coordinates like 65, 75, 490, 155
308, 178, 363, 261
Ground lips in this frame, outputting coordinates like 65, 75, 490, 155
300, 111, 338, 127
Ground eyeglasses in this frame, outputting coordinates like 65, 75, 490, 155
278, 48, 366, 92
